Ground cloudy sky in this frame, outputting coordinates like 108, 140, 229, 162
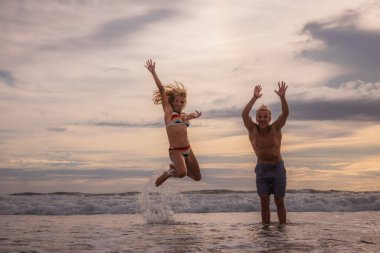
1, 0, 379, 194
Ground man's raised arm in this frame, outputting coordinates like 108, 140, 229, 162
274, 81, 289, 129
242, 85, 262, 130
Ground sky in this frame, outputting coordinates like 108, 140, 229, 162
1, 0, 380, 194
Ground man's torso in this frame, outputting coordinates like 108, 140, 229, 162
249, 124, 282, 163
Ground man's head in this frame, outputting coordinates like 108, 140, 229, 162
256, 105, 271, 128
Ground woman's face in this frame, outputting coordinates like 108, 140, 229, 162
172, 96, 186, 113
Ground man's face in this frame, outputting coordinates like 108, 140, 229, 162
172, 96, 186, 113
256, 110, 271, 129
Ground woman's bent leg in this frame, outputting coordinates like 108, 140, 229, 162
155, 150, 186, 187
185, 149, 201, 181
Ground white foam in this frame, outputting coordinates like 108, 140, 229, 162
0, 190, 379, 215
138, 172, 190, 224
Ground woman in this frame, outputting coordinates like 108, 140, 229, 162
145, 59, 202, 186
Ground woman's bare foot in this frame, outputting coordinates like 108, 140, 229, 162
155, 164, 177, 187
155, 171, 170, 187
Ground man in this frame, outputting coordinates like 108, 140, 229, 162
241, 82, 289, 225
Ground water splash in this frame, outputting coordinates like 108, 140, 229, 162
138, 171, 190, 224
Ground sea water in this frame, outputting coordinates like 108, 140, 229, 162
0, 212, 378, 252
0, 174, 379, 252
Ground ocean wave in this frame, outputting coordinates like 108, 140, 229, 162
0, 190, 379, 215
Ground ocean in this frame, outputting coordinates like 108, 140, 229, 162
0, 177, 379, 252
1, 189, 378, 215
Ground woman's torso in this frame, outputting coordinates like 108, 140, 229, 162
165, 112, 190, 148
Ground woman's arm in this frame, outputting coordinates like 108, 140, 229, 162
145, 59, 171, 113
185, 110, 202, 121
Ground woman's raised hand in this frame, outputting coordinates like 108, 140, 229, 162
145, 59, 155, 74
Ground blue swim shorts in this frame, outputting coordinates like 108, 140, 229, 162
255, 161, 286, 198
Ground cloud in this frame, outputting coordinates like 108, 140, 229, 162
204, 98, 380, 122
199, 168, 255, 190
288, 81, 380, 121
205, 81, 380, 122
41, 8, 177, 51
198, 154, 254, 165
1, 1, 380, 193
0, 69, 15, 87
85, 111, 163, 128
0, 168, 154, 193
286, 121, 355, 139
91, 8, 176, 45
204, 107, 241, 119
7, 159, 90, 168
300, 10, 380, 84
289, 98, 380, 121
47, 127, 67, 132
0, 168, 152, 181
89, 119, 162, 128
285, 145, 380, 163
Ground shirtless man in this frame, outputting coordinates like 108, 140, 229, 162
241, 82, 289, 224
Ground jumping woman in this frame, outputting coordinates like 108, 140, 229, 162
145, 59, 202, 186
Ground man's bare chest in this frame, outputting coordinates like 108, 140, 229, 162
250, 127, 281, 148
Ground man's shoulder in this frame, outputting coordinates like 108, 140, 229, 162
250, 122, 259, 131
272, 119, 286, 131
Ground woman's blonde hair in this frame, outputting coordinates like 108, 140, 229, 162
153, 81, 187, 105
